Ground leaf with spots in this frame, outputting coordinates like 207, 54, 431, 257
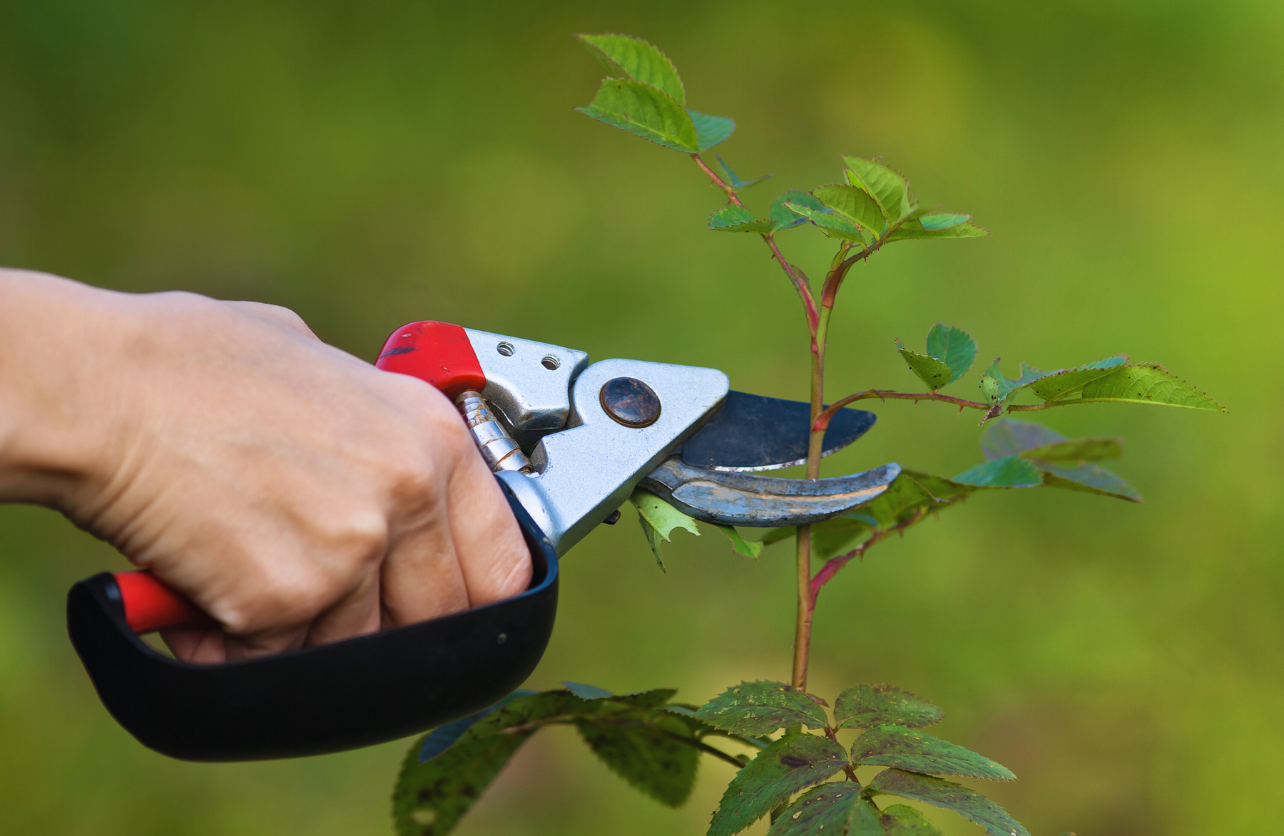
418, 690, 537, 762
664, 705, 772, 751
576, 78, 699, 152
459, 690, 594, 742
867, 770, 1030, 836
850, 725, 1015, 781
576, 713, 700, 807
394, 727, 535, 836
765, 782, 869, 836
953, 456, 1043, 488
630, 489, 701, 571
1027, 356, 1128, 402
695, 681, 828, 736
925, 324, 978, 385
716, 155, 770, 190
835, 684, 943, 731
881, 805, 946, 835
576, 33, 686, 104
709, 204, 776, 234
708, 734, 849, 836
897, 341, 954, 391
1041, 363, 1226, 411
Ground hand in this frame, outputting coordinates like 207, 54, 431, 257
0, 271, 531, 662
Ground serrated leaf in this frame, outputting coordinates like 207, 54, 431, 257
716, 154, 770, 190
851, 725, 1015, 781
1054, 363, 1226, 411
576, 78, 698, 152
713, 524, 764, 558
898, 341, 954, 391
888, 217, 988, 241
784, 201, 866, 241
395, 728, 534, 836
978, 359, 1051, 404
953, 456, 1043, 488
835, 684, 943, 730
980, 418, 1064, 460
882, 805, 946, 835
770, 190, 826, 231
1040, 463, 1142, 501
695, 681, 828, 736
842, 156, 912, 221
461, 690, 595, 742
689, 110, 735, 150
664, 705, 771, 750
631, 489, 700, 570
576, 714, 699, 807
709, 204, 776, 234
709, 735, 849, 836
563, 681, 616, 700
919, 213, 970, 230
925, 324, 977, 385
419, 689, 537, 762
867, 770, 1030, 836
813, 184, 889, 235
1028, 356, 1127, 402
1021, 438, 1122, 462
765, 782, 867, 836
576, 33, 686, 105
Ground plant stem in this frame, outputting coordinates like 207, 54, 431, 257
814, 389, 993, 431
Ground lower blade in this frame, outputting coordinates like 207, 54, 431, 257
680, 391, 876, 472
639, 458, 901, 527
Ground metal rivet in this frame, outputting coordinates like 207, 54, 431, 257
600, 377, 661, 428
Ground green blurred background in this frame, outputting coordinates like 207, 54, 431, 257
1, 1, 1279, 834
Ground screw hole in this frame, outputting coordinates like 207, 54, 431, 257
541, 355, 560, 370
496, 342, 514, 357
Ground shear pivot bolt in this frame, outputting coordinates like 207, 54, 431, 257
600, 377, 661, 428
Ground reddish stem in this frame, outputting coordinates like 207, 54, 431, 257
813, 389, 991, 432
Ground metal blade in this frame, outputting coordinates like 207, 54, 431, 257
639, 458, 901, 527
680, 391, 877, 472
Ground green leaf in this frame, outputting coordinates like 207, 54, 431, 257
978, 358, 1049, 404
1050, 363, 1226, 411
925, 324, 978, 385
882, 805, 946, 835
1028, 356, 1128, 402
575, 714, 699, 807
813, 184, 889, 235
394, 727, 534, 836
419, 690, 538, 761
562, 681, 616, 700
709, 735, 849, 836
888, 216, 988, 241
953, 456, 1043, 488
851, 725, 1016, 781
897, 340, 954, 391
716, 155, 770, 190
664, 705, 771, 750
689, 110, 736, 150
784, 200, 866, 241
460, 690, 595, 742
1040, 463, 1142, 502
708, 204, 776, 234
770, 190, 825, 231
842, 156, 912, 221
835, 684, 943, 731
713, 524, 764, 558
919, 213, 970, 230
867, 769, 1030, 836
1020, 438, 1122, 463
980, 418, 1063, 460
576, 78, 698, 152
765, 782, 867, 836
630, 489, 700, 570
575, 33, 686, 105
695, 681, 828, 736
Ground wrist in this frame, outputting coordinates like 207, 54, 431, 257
0, 270, 144, 512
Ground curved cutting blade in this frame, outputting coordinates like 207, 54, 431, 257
639, 458, 901, 527
680, 391, 877, 472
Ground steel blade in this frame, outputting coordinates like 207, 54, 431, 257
639, 458, 901, 527
680, 390, 877, 472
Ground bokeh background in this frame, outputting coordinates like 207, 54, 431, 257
1, 1, 1280, 834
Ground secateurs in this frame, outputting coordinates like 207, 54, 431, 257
67, 321, 899, 761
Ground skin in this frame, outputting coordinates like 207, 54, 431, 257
0, 268, 531, 663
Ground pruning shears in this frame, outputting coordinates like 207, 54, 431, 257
67, 321, 899, 761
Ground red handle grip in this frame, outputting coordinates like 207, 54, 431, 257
113, 570, 216, 634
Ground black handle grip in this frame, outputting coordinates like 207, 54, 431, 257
67, 481, 559, 762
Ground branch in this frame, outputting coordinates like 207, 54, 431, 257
691, 153, 817, 335
814, 389, 992, 431
809, 510, 928, 599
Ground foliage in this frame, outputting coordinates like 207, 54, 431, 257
392, 30, 1221, 836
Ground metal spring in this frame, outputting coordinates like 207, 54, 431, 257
455, 390, 534, 474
